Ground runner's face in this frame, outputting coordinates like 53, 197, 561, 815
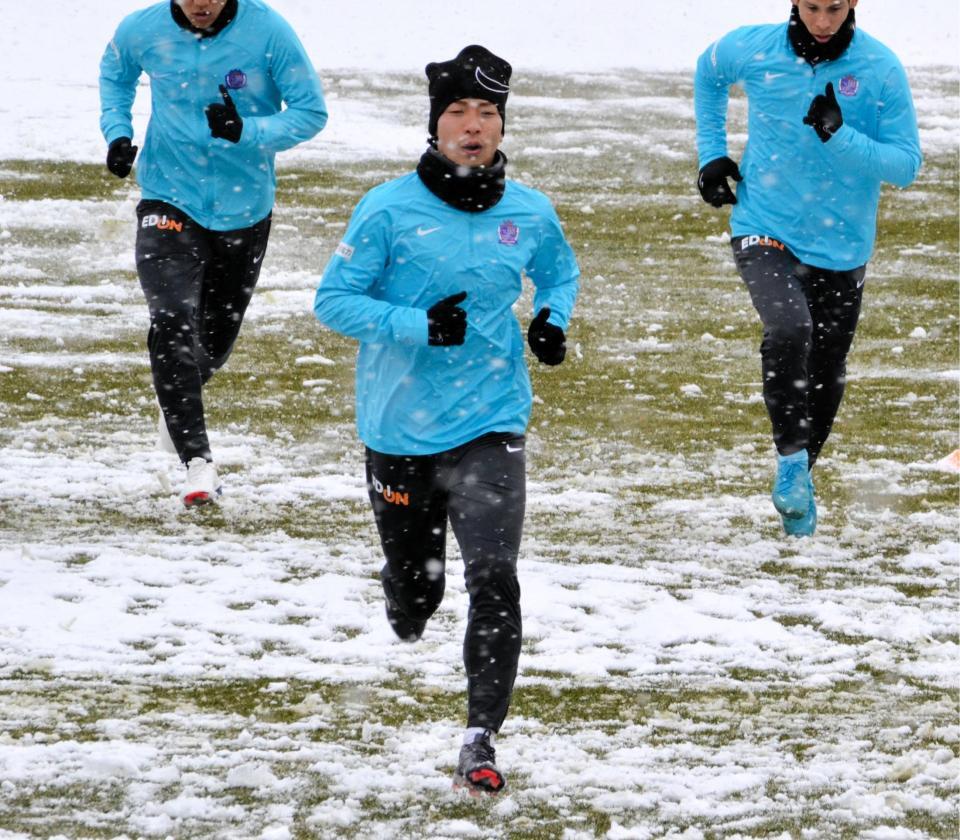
436, 99, 503, 168
176, 0, 229, 29
792, 0, 858, 43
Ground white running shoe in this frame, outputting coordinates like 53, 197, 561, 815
158, 408, 177, 455
181, 457, 221, 507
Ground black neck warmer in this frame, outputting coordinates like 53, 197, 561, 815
170, 0, 238, 38
788, 5, 856, 66
416, 147, 507, 213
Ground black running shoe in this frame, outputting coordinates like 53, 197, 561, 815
452, 730, 505, 795
384, 593, 426, 642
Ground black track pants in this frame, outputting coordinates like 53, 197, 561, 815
365, 433, 526, 732
135, 200, 271, 463
732, 236, 865, 467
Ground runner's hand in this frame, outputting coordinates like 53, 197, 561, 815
527, 307, 566, 365
206, 85, 243, 143
697, 156, 742, 208
427, 291, 468, 346
106, 137, 138, 179
803, 82, 843, 143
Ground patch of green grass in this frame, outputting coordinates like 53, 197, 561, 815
0, 160, 125, 202
891, 581, 943, 599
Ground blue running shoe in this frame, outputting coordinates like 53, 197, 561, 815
783, 473, 816, 537
772, 449, 811, 518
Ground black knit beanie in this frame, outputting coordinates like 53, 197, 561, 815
426, 45, 512, 140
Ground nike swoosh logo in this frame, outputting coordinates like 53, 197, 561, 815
417, 226, 441, 237
505, 444, 523, 453
764, 72, 785, 82
252, 250, 265, 264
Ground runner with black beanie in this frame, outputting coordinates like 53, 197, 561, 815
314, 45, 579, 794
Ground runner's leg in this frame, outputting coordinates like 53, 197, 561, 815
135, 200, 212, 463
446, 434, 525, 732
365, 448, 448, 628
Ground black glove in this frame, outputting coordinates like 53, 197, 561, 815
205, 85, 243, 143
697, 156, 742, 208
803, 82, 843, 143
106, 137, 138, 179
527, 307, 566, 366
427, 291, 468, 346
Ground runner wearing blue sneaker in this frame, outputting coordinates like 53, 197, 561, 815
694, 0, 921, 536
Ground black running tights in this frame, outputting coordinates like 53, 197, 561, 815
732, 236, 865, 467
135, 200, 271, 463
365, 433, 526, 732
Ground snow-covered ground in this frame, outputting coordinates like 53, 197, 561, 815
0, 2, 958, 838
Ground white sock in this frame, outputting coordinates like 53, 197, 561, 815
463, 727, 492, 746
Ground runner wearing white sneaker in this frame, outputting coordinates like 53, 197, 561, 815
99, 0, 327, 506
182, 458, 222, 507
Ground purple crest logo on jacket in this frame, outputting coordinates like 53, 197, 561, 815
225, 69, 247, 90
839, 75, 859, 97
498, 220, 519, 245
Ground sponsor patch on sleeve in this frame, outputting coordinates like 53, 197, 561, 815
335, 241, 355, 261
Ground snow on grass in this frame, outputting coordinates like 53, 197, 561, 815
0, 66, 957, 838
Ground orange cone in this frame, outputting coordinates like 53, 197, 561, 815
935, 449, 960, 473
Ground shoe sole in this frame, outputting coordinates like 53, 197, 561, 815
782, 501, 817, 537
452, 769, 505, 796
783, 522, 815, 537
772, 494, 809, 519
183, 492, 213, 508
782, 513, 816, 537
182, 489, 222, 508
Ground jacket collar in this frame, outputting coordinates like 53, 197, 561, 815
416, 147, 508, 213
170, 0, 239, 38
788, 5, 856, 66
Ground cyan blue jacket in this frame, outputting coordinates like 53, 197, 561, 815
695, 24, 921, 270
314, 173, 580, 456
100, 0, 327, 231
